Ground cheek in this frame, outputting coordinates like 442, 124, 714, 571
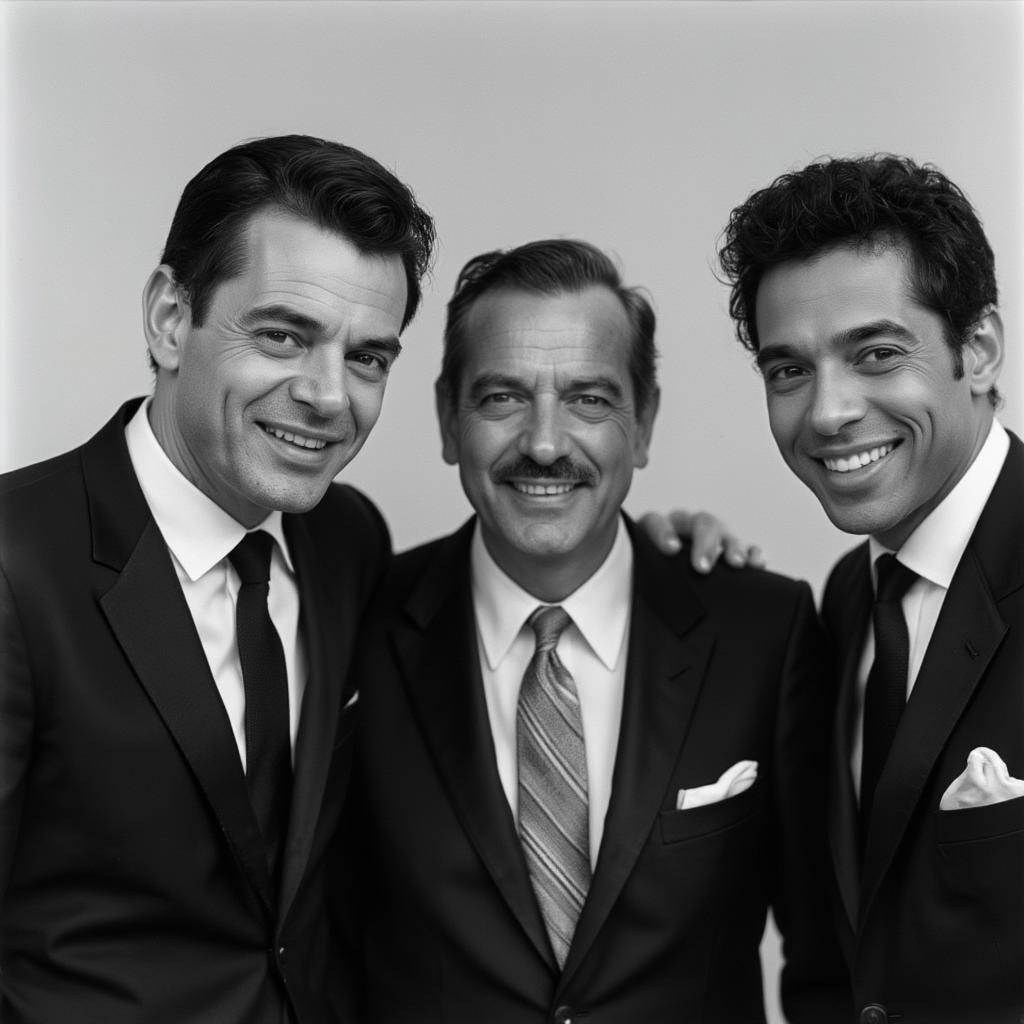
458, 422, 509, 464
349, 388, 386, 430
765, 400, 795, 446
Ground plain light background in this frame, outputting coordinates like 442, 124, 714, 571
2, 2, 1022, 1019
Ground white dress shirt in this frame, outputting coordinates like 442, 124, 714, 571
125, 402, 305, 771
471, 518, 633, 869
852, 419, 1010, 793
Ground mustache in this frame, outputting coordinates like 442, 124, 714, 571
493, 457, 595, 485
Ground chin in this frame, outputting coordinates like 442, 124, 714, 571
819, 501, 892, 539
262, 480, 335, 515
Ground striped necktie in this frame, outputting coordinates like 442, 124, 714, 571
517, 605, 590, 968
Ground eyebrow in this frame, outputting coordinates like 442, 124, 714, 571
238, 303, 402, 357
238, 304, 327, 334
466, 373, 524, 400
466, 372, 624, 400
567, 375, 625, 400
755, 318, 917, 370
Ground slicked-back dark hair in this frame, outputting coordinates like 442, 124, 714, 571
440, 238, 658, 413
161, 134, 435, 329
719, 155, 998, 372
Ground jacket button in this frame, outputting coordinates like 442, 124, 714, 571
553, 1006, 573, 1024
860, 1005, 888, 1024
277, 945, 287, 964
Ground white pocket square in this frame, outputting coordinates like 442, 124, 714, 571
343, 690, 360, 711
940, 747, 1024, 811
676, 759, 758, 810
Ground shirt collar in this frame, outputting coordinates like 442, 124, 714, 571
869, 419, 1009, 588
471, 516, 633, 672
124, 400, 293, 581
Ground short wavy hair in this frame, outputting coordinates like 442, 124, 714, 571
440, 238, 658, 413
718, 155, 998, 373
161, 134, 435, 330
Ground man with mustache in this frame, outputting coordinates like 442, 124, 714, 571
0, 136, 743, 1024
348, 239, 850, 1022
0, 134, 435, 1024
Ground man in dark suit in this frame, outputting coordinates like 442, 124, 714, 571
349, 239, 850, 1023
716, 155, 1022, 1023
0, 135, 435, 1023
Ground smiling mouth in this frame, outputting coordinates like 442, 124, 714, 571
821, 441, 900, 474
509, 481, 579, 496
262, 425, 329, 451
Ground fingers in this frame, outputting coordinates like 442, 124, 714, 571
689, 511, 726, 573
638, 511, 683, 555
639, 509, 767, 572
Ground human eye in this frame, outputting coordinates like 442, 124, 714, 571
570, 393, 613, 420
480, 392, 519, 407
477, 391, 525, 417
763, 363, 808, 386
347, 350, 393, 382
858, 346, 901, 369
255, 328, 301, 350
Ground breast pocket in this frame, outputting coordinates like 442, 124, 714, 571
935, 795, 1024, 915
659, 783, 758, 845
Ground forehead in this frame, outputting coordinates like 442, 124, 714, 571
226, 208, 408, 323
460, 285, 633, 378
755, 244, 925, 349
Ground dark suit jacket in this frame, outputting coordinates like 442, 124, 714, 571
0, 400, 390, 1024
822, 430, 1024, 1024
349, 517, 851, 1023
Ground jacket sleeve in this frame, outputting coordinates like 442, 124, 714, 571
771, 582, 853, 1023
0, 561, 33, 906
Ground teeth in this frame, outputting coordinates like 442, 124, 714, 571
512, 482, 576, 496
265, 426, 326, 450
823, 443, 893, 473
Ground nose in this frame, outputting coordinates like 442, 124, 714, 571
518, 397, 572, 466
808, 367, 866, 436
289, 346, 349, 418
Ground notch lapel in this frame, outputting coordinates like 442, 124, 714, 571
860, 548, 1008, 917
85, 404, 274, 915
394, 523, 554, 969
99, 525, 275, 914
277, 512, 344, 922
559, 525, 708, 987
859, 431, 1023, 920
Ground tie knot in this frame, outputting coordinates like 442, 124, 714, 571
229, 530, 275, 585
874, 553, 917, 603
528, 605, 571, 652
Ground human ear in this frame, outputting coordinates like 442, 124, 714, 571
142, 265, 189, 372
435, 378, 461, 466
632, 386, 660, 469
963, 308, 1004, 396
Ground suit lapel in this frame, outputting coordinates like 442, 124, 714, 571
859, 434, 1023, 917
825, 545, 871, 933
277, 512, 343, 922
560, 524, 709, 987
85, 403, 274, 914
394, 522, 554, 968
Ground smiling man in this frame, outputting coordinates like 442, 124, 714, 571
0, 135, 434, 1024
348, 239, 849, 1023
719, 155, 1022, 1023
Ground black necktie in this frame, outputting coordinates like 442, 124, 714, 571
860, 553, 918, 843
229, 530, 293, 883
